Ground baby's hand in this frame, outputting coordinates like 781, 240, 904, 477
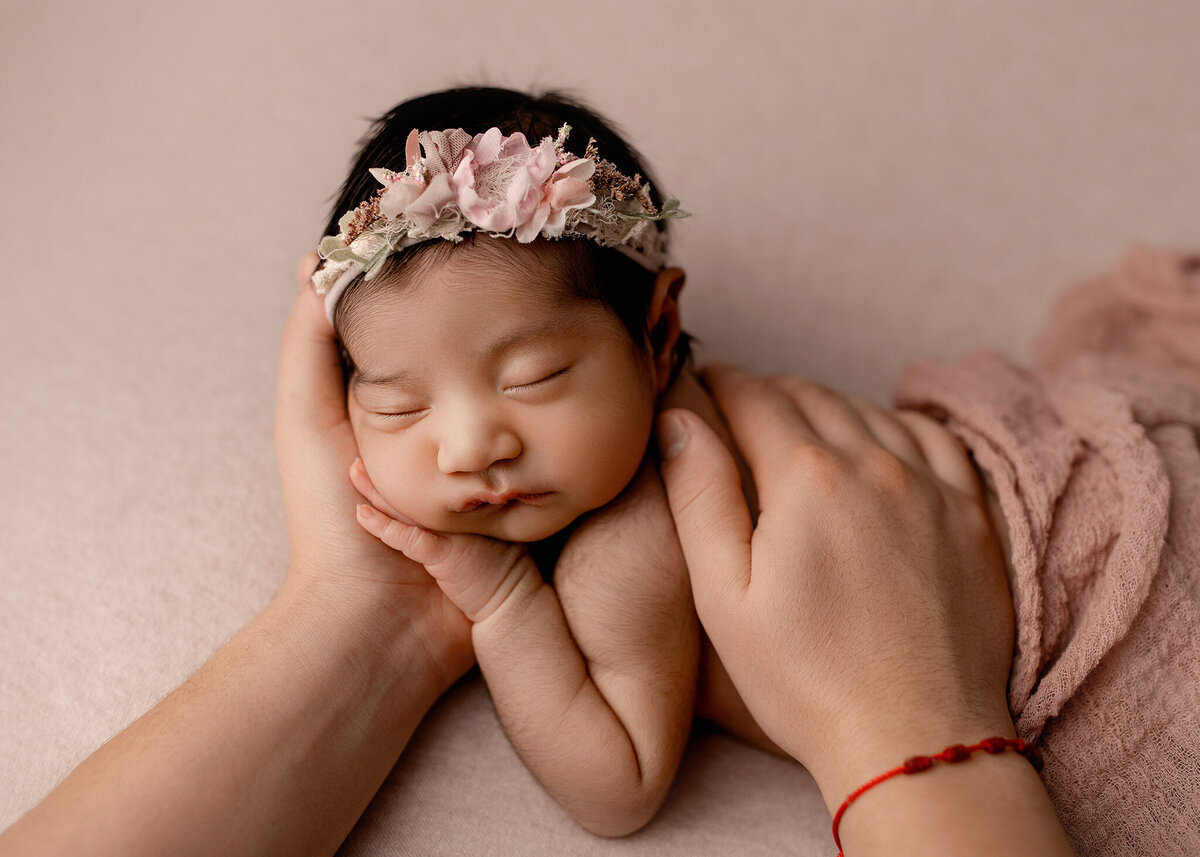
349, 459, 539, 623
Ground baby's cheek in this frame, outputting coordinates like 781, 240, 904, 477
569, 417, 650, 504
356, 439, 432, 525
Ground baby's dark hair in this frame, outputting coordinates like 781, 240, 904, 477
322, 85, 691, 381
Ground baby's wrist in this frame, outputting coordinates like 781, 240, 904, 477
469, 552, 545, 626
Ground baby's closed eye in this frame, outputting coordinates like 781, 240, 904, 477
504, 366, 572, 394
374, 406, 430, 420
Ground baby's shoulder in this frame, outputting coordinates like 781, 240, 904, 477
661, 366, 715, 423
660, 367, 758, 516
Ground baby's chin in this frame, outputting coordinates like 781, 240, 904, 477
408, 503, 581, 544
472, 523, 565, 543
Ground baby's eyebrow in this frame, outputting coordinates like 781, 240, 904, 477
485, 317, 586, 356
351, 315, 597, 391
352, 367, 416, 390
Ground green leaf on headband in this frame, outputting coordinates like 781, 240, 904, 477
319, 236, 348, 256
323, 248, 362, 264
611, 199, 690, 222
337, 211, 357, 234
658, 199, 690, 218
362, 246, 391, 280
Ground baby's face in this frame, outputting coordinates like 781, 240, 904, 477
344, 252, 657, 543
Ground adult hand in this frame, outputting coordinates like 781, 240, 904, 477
276, 253, 472, 686
0, 256, 478, 857
656, 365, 1015, 804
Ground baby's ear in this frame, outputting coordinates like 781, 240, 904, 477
646, 267, 686, 392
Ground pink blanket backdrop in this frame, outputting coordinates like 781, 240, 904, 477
2, 3, 1198, 854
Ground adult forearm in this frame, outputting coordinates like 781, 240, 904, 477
0, 574, 451, 857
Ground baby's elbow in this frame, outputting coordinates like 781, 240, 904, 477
573, 788, 665, 838
578, 808, 655, 839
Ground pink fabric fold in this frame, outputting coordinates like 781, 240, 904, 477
894, 245, 1200, 856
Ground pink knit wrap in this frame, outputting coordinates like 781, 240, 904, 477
895, 245, 1200, 855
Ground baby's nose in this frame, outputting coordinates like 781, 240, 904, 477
436, 416, 522, 475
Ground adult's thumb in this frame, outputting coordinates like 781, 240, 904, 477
657, 409, 754, 606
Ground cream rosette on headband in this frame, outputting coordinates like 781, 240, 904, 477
312, 124, 687, 323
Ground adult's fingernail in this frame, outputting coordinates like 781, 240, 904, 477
658, 412, 689, 460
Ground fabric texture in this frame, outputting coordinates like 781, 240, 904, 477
895, 244, 1200, 856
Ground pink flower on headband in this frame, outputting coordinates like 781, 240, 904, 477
516, 157, 597, 242
373, 130, 425, 214
314, 123, 687, 315
373, 130, 460, 233
452, 129, 558, 237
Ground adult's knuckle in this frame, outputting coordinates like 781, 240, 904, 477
846, 394, 884, 422
771, 373, 809, 392
738, 375, 776, 400
779, 375, 833, 404
786, 443, 846, 492
860, 446, 921, 496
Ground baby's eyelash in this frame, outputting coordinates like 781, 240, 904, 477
376, 407, 427, 420
506, 367, 571, 393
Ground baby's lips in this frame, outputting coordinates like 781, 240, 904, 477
457, 492, 511, 512
455, 491, 553, 512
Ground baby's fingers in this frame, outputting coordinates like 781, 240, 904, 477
356, 505, 450, 568
349, 458, 407, 520
357, 505, 539, 624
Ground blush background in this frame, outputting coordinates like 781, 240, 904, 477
2, 2, 1197, 853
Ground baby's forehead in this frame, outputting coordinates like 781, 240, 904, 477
337, 236, 637, 372
358, 309, 592, 369
346, 285, 628, 384
409, 232, 585, 291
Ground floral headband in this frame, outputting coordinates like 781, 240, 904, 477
312, 124, 687, 323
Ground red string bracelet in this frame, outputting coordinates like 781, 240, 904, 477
831, 736, 1044, 856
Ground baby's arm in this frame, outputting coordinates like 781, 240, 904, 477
353, 460, 698, 837
546, 462, 700, 829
